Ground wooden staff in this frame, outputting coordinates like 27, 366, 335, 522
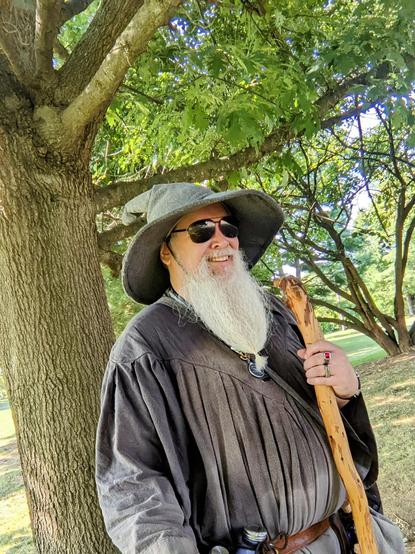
275, 275, 378, 554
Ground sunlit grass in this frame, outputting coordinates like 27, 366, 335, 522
361, 353, 415, 543
0, 401, 34, 554
327, 316, 415, 366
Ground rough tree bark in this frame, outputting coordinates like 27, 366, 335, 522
0, 0, 181, 551
0, 133, 117, 551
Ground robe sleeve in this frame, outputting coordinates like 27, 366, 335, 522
95, 354, 199, 554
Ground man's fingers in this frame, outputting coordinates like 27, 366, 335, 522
306, 375, 337, 386
305, 366, 335, 379
298, 340, 337, 359
303, 352, 333, 370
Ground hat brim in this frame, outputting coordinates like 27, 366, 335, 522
122, 189, 284, 304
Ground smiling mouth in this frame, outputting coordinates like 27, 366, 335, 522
207, 255, 232, 262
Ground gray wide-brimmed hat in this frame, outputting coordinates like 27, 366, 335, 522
122, 183, 284, 304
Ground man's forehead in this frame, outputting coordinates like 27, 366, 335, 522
175, 202, 230, 227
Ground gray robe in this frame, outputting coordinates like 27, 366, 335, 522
96, 295, 404, 553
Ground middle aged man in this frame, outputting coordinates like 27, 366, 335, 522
96, 183, 404, 554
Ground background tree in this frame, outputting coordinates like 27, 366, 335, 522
271, 102, 415, 354
0, 0, 414, 551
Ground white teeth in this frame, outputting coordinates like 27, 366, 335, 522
209, 255, 229, 262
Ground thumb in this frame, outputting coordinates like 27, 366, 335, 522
297, 348, 307, 359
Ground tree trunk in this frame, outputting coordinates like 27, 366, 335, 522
0, 136, 117, 552
366, 324, 401, 356
409, 321, 415, 344
407, 294, 415, 316
294, 258, 301, 279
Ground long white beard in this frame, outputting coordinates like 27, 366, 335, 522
178, 248, 270, 370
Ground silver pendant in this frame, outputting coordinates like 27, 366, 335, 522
248, 359, 266, 379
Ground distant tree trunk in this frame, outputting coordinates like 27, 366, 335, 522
275, 261, 285, 278
407, 294, 415, 316
295, 258, 301, 279
0, 136, 116, 552
335, 293, 346, 331
366, 325, 401, 356
343, 258, 409, 355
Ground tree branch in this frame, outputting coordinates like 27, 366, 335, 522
403, 191, 415, 220
99, 249, 123, 277
402, 214, 415, 275
120, 83, 164, 105
316, 316, 369, 336
61, 0, 181, 142
59, 0, 94, 25
95, 77, 387, 214
57, 0, 145, 101
321, 103, 376, 130
97, 220, 143, 250
94, 124, 293, 213
275, 234, 354, 303
0, 4, 34, 85
53, 38, 69, 62
282, 221, 338, 258
329, 130, 415, 169
34, 0, 61, 81
311, 298, 365, 329
0, 53, 31, 127
302, 256, 354, 304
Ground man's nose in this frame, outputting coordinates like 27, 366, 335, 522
210, 222, 229, 248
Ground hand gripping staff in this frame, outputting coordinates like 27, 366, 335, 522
276, 276, 378, 554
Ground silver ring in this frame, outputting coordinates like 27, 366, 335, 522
324, 365, 332, 378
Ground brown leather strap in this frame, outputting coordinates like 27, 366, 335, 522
262, 517, 330, 553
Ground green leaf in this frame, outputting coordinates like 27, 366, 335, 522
227, 170, 241, 187
407, 132, 415, 148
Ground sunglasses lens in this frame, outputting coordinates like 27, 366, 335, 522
187, 220, 216, 243
187, 217, 239, 243
220, 218, 239, 238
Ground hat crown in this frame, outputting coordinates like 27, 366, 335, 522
123, 183, 213, 225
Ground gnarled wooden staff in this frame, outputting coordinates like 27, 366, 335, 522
276, 276, 378, 554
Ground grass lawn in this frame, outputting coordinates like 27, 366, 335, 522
327, 328, 387, 366
0, 400, 35, 553
327, 316, 415, 366
360, 352, 415, 548
0, 326, 414, 552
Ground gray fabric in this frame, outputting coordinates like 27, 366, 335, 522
95, 296, 404, 554
121, 183, 284, 304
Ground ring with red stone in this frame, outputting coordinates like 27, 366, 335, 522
323, 351, 331, 366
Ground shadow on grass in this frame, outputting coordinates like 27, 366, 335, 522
0, 529, 34, 553
0, 399, 10, 411
0, 468, 24, 499
0, 453, 20, 472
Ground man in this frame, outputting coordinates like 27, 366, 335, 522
96, 183, 404, 553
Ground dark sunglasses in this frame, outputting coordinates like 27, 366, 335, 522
168, 215, 239, 244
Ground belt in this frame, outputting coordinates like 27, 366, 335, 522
261, 517, 330, 553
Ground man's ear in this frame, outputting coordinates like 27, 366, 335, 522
160, 242, 171, 267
